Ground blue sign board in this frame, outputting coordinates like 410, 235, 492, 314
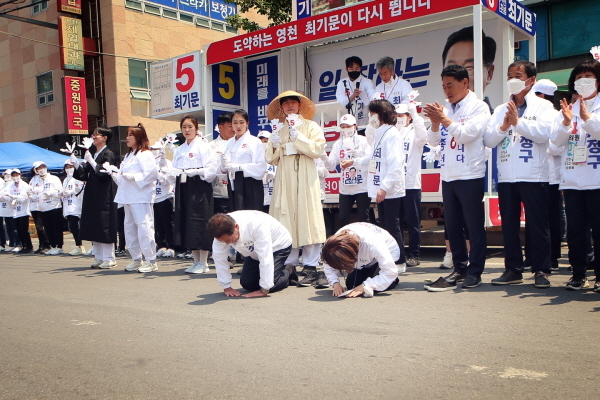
211, 61, 241, 106
246, 56, 279, 133
146, 0, 236, 21
481, 0, 536, 37
296, 0, 312, 20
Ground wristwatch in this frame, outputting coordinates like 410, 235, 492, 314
260, 288, 270, 295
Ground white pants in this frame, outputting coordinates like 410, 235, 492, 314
93, 242, 115, 262
285, 243, 322, 267
124, 203, 156, 261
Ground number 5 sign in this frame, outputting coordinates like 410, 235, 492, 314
212, 61, 241, 106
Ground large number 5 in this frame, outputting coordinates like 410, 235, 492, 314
219, 64, 235, 100
176, 55, 195, 92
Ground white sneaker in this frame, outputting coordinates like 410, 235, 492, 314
0, 246, 5, 252
439, 251, 453, 269
185, 252, 193, 259
47, 248, 64, 255
184, 262, 198, 273
69, 246, 84, 256
98, 260, 117, 269
124, 260, 142, 272
90, 258, 103, 268
156, 248, 166, 257
397, 263, 407, 274
162, 249, 175, 257
187, 262, 209, 274
5, 246, 14, 252
12, 246, 22, 253
44, 247, 55, 255
85, 248, 94, 256
138, 260, 158, 273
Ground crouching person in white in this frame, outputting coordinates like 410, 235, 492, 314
323, 222, 400, 298
208, 211, 295, 297
113, 124, 159, 273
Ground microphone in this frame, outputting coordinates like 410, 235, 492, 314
343, 80, 352, 113
356, 81, 360, 89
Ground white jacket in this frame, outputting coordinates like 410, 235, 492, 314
483, 91, 556, 183
0, 181, 13, 217
336, 76, 375, 126
374, 75, 413, 105
4, 179, 30, 218
324, 134, 371, 195
30, 174, 62, 212
427, 91, 491, 182
212, 210, 292, 290
114, 150, 158, 204
221, 131, 267, 190
154, 158, 175, 203
399, 115, 427, 189
61, 175, 84, 217
324, 222, 400, 292
551, 94, 600, 190
210, 135, 230, 199
173, 136, 218, 183
355, 124, 405, 199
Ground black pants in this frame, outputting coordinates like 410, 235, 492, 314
40, 208, 64, 249
0, 217, 6, 246
548, 184, 563, 269
377, 197, 406, 264
3, 217, 19, 247
346, 263, 399, 292
117, 207, 126, 251
399, 189, 422, 258
30, 210, 50, 249
14, 216, 32, 250
240, 245, 292, 293
153, 198, 174, 249
214, 197, 229, 215
442, 178, 486, 277
227, 172, 264, 212
563, 189, 600, 279
498, 182, 550, 274
338, 192, 371, 228
67, 215, 82, 246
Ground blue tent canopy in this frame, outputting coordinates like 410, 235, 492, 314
0, 142, 76, 178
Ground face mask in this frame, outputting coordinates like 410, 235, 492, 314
3, 175, 9, 182
369, 114, 380, 129
37, 168, 47, 177
396, 117, 408, 129
348, 71, 361, 80
574, 78, 598, 98
12, 176, 20, 182
506, 78, 528, 96
66, 168, 74, 176
340, 127, 355, 137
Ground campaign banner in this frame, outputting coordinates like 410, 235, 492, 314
211, 61, 241, 107
206, 0, 479, 65
57, 0, 82, 14
64, 77, 88, 135
58, 16, 84, 71
481, 0, 536, 37
147, 0, 236, 21
246, 55, 279, 134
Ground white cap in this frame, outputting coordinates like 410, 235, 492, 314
395, 104, 409, 114
11, 168, 21, 175
149, 140, 163, 149
339, 114, 357, 126
32, 161, 45, 170
3, 169, 12, 176
533, 79, 557, 96
64, 159, 75, 166
257, 130, 271, 139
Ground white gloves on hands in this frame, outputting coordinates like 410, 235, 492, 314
227, 164, 242, 174
220, 153, 231, 170
289, 128, 298, 142
423, 144, 442, 163
271, 133, 281, 149
79, 137, 94, 150
69, 154, 79, 168
185, 168, 203, 178
83, 150, 94, 164
121, 173, 135, 181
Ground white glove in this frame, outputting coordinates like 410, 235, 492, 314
270, 119, 284, 134
286, 114, 303, 129
407, 89, 420, 102
83, 150, 94, 164
79, 137, 94, 150
60, 142, 76, 155
227, 164, 242, 174
363, 285, 374, 298
69, 154, 79, 168
29, 194, 39, 202
121, 173, 135, 181
407, 103, 419, 119
266, 169, 276, 180
319, 153, 329, 162
185, 168, 201, 177
423, 144, 441, 163
220, 153, 231, 170
271, 133, 281, 149
168, 168, 183, 177
289, 127, 298, 142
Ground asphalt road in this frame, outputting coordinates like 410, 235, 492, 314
1, 241, 599, 399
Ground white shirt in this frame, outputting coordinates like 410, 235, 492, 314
324, 222, 400, 292
427, 90, 491, 182
483, 91, 556, 183
374, 75, 413, 105
154, 158, 175, 203
210, 135, 230, 199
324, 134, 371, 195
27, 175, 43, 212
61, 175, 84, 217
0, 181, 13, 217
263, 164, 276, 206
399, 115, 427, 189
222, 131, 268, 190
114, 150, 158, 204
4, 179, 30, 218
335, 76, 376, 126
212, 210, 293, 291
551, 94, 600, 190
30, 174, 63, 212
173, 136, 218, 183
354, 124, 405, 199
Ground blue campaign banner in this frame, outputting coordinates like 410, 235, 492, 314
212, 108, 231, 139
481, 0, 536, 37
211, 61, 241, 106
246, 56, 279, 134
209, 0, 237, 22
178, 0, 209, 16
146, 0, 178, 8
296, 0, 312, 19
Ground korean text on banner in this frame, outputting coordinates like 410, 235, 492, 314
64, 77, 88, 135
247, 56, 279, 133
481, 0, 536, 36
151, 60, 174, 118
58, 16, 84, 71
58, 0, 82, 14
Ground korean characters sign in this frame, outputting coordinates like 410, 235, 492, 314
57, 0, 82, 15
246, 56, 278, 133
64, 77, 88, 135
151, 51, 203, 119
481, 0, 536, 36
58, 17, 84, 71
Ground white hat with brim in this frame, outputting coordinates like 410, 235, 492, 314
32, 161, 45, 170
395, 104, 409, 114
3, 169, 12, 176
339, 114, 357, 126
257, 131, 271, 139
267, 90, 316, 121
532, 79, 558, 96
11, 168, 21, 175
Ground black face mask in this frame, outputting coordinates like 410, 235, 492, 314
348, 71, 361, 80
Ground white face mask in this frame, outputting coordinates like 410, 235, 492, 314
574, 78, 598, 98
396, 117, 408, 129
340, 127, 355, 138
506, 78, 528, 96
37, 168, 47, 177
12, 176, 20, 182
368, 114, 380, 129
66, 168, 74, 176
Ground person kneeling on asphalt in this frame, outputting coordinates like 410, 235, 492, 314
322, 222, 400, 298
208, 211, 296, 297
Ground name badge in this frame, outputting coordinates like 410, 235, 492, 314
573, 145, 587, 164
180, 172, 187, 183
368, 159, 377, 174
285, 142, 298, 156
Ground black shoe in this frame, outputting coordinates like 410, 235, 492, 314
314, 271, 329, 288
35, 247, 49, 254
299, 266, 311, 276
491, 269, 523, 285
298, 270, 317, 287
462, 275, 482, 289
406, 256, 420, 267
444, 270, 466, 283
534, 271, 551, 288
565, 276, 589, 290
427, 277, 457, 292
593, 280, 600, 293
17, 247, 33, 254
551, 263, 559, 272
286, 264, 299, 286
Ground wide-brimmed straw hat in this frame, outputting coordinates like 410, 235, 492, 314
266, 90, 316, 121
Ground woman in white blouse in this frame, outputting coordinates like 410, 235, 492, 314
113, 124, 158, 273
171, 115, 217, 274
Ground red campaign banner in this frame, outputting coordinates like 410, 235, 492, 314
57, 0, 82, 15
64, 77, 88, 135
206, 0, 479, 65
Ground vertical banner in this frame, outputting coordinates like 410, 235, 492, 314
246, 55, 279, 134
58, 17, 84, 71
57, 0, 82, 14
64, 77, 88, 135
211, 61, 241, 106
151, 59, 174, 118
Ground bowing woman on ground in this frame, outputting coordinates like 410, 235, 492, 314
72, 126, 119, 269
171, 115, 217, 274
114, 124, 159, 273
